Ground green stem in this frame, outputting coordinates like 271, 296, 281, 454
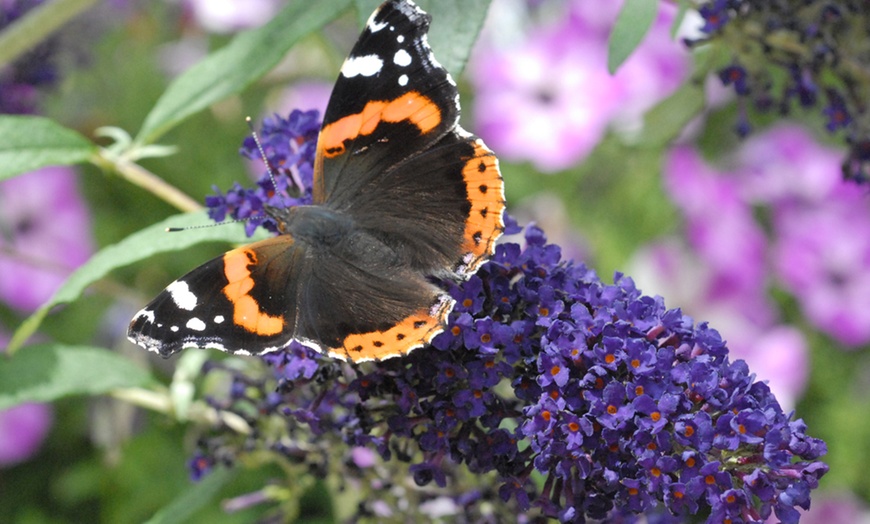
0, 0, 101, 68
93, 149, 202, 212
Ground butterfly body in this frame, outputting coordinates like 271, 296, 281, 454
128, 0, 505, 362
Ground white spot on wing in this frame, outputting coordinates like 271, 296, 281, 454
167, 280, 197, 311
366, 5, 388, 33
394, 49, 412, 67
186, 317, 206, 331
170, 325, 179, 332
398, 74, 408, 86
214, 315, 225, 324
397, 35, 405, 43
134, 309, 155, 324
341, 54, 383, 78
204, 342, 228, 352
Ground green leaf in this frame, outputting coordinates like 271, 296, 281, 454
8, 211, 266, 354
0, 344, 152, 410
354, 0, 492, 76
422, 0, 491, 76
0, 115, 96, 180
144, 467, 236, 524
354, 0, 382, 24
639, 80, 706, 148
135, 0, 352, 146
608, 0, 660, 74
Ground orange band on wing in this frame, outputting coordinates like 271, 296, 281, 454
222, 248, 285, 336
459, 139, 506, 274
332, 297, 453, 362
318, 91, 443, 159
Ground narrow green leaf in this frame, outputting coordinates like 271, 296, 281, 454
0, 344, 152, 410
0, 0, 100, 68
354, 0, 492, 76
354, 0, 382, 24
421, 0, 491, 76
144, 467, 236, 524
0, 115, 96, 180
607, 0, 660, 74
136, 0, 352, 146
8, 211, 266, 353
639, 80, 706, 148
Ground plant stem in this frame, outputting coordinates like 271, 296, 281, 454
94, 149, 202, 212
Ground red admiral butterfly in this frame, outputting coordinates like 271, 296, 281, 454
128, 0, 505, 362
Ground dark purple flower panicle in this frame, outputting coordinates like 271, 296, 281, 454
191, 113, 828, 522
0, 0, 60, 115
693, 1, 870, 185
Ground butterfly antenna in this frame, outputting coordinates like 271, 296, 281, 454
167, 117, 280, 234
166, 217, 249, 233
246, 116, 281, 196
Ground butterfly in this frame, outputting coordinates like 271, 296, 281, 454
128, 0, 505, 362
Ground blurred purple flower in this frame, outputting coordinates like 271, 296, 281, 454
0, 0, 58, 115
0, 166, 94, 311
469, 0, 688, 172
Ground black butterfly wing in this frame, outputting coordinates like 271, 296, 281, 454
128, 236, 305, 357
312, 0, 504, 276
290, 234, 453, 361
314, 1, 458, 204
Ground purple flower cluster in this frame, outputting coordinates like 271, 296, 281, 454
692, 1, 870, 183
0, 0, 59, 115
205, 110, 319, 236
190, 113, 828, 522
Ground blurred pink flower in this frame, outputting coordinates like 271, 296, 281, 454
274, 80, 331, 120
469, 0, 688, 172
737, 125, 870, 347
664, 147, 769, 319
735, 125, 848, 205
0, 332, 52, 467
800, 492, 870, 524
183, 0, 283, 33
773, 200, 870, 346
0, 166, 94, 311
